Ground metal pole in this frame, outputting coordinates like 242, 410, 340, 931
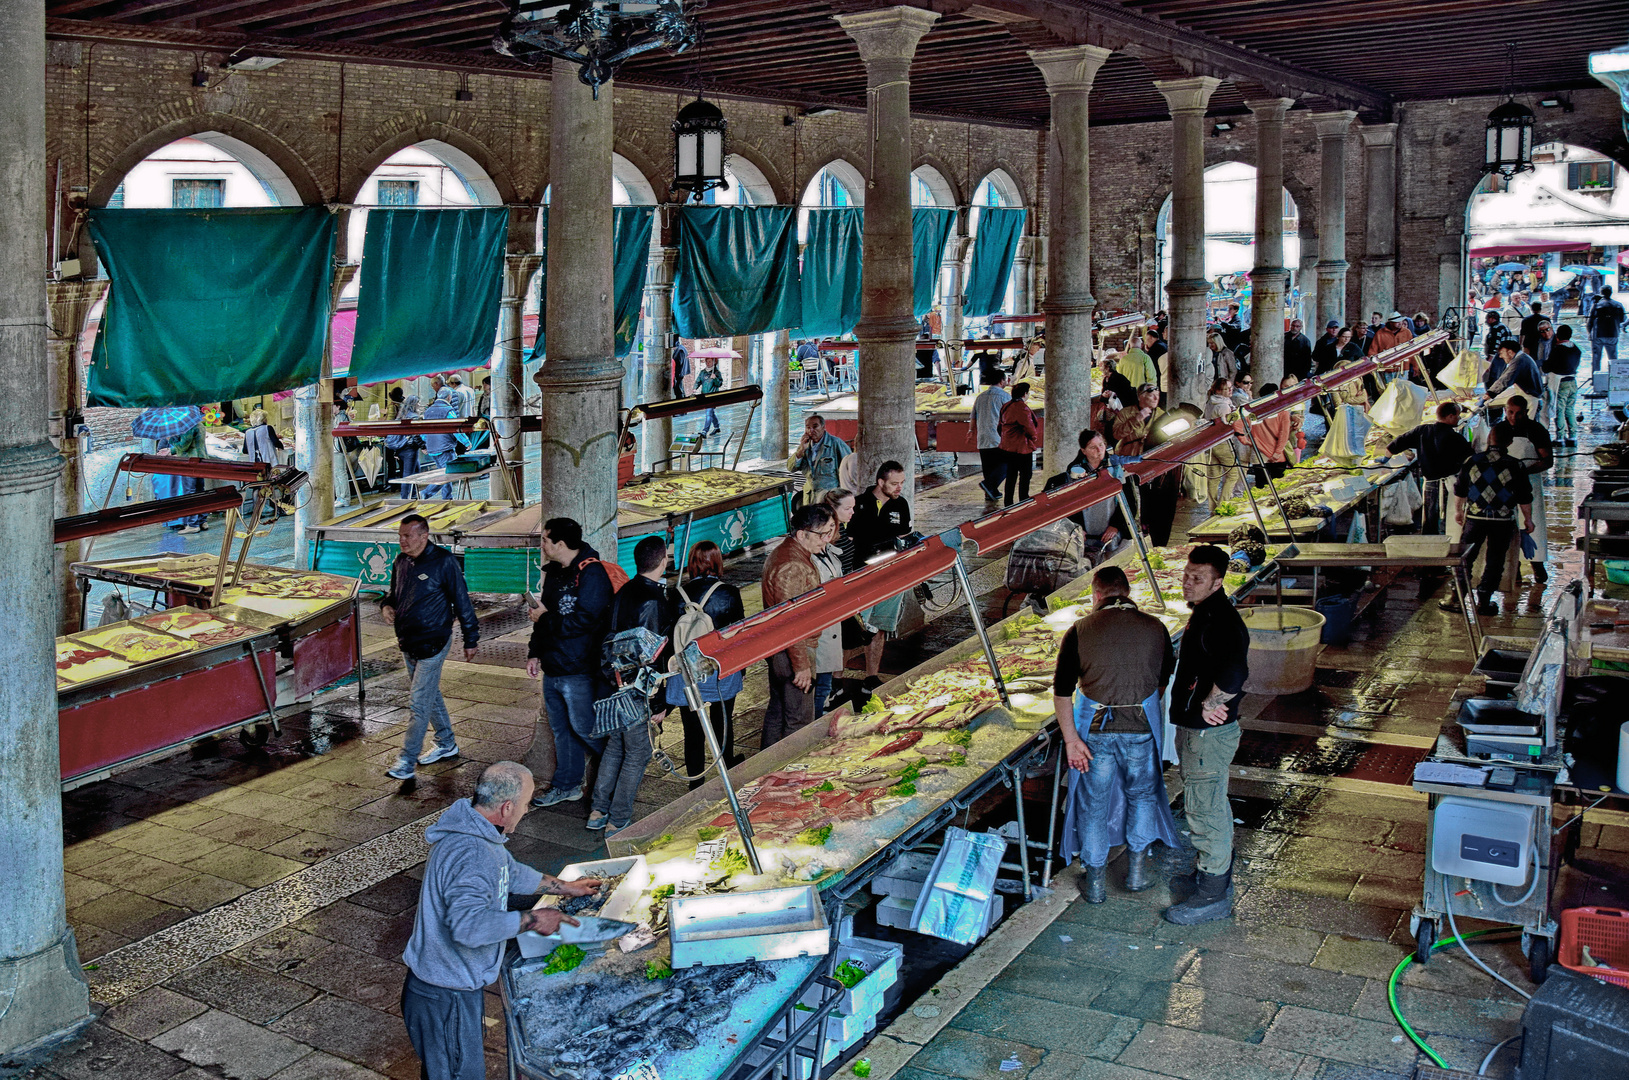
732, 401, 758, 470
1117, 488, 1167, 612
1413, 354, 1441, 409
231, 490, 266, 587
1231, 435, 1274, 541
209, 507, 239, 607
679, 661, 762, 875
1236, 408, 1300, 543
1008, 764, 1033, 901
951, 553, 1010, 708
353, 602, 366, 722
1041, 746, 1063, 888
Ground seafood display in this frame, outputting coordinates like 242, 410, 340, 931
55, 642, 127, 689
135, 609, 256, 646
74, 624, 198, 664
617, 469, 789, 515
1197, 425, 1412, 535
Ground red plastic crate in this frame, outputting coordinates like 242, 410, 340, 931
1558, 907, 1629, 988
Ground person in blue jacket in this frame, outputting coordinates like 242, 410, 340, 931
420, 389, 461, 498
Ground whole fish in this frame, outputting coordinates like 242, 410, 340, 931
868, 731, 924, 759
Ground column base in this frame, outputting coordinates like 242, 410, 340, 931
0, 929, 92, 1059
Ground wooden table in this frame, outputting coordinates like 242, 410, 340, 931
391, 461, 498, 500
1273, 542, 1479, 653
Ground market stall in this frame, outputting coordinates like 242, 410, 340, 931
308, 499, 521, 589
817, 377, 1068, 456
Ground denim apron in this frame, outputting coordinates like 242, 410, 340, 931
1059, 688, 1184, 865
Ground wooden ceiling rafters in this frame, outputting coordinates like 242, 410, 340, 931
43, 0, 1628, 129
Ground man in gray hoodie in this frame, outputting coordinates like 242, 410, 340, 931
401, 761, 601, 1080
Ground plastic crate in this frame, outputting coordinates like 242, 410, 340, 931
1558, 907, 1629, 988
1605, 559, 1629, 586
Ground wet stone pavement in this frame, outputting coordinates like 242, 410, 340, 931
21, 391, 1629, 1079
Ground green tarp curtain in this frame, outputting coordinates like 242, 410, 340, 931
674, 205, 802, 338
529, 205, 654, 360
795, 208, 863, 339
912, 208, 956, 320
964, 207, 1026, 318
86, 207, 337, 407
349, 206, 509, 384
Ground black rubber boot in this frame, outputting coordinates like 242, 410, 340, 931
1163, 865, 1234, 925
1080, 864, 1107, 904
1125, 848, 1151, 892
1532, 561, 1548, 583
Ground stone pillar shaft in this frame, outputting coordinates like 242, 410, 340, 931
761, 329, 790, 463
1360, 123, 1398, 324
294, 260, 353, 569
838, 6, 939, 501
535, 58, 621, 554
1153, 76, 1221, 408
942, 231, 968, 383
1245, 97, 1294, 386
0, 0, 93, 1052
1030, 45, 1110, 474
642, 247, 677, 473
1313, 111, 1358, 330
496, 253, 543, 500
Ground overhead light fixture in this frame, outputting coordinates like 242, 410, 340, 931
1589, 42, 1629, 141
800, 106, 840, 118
672, 96, 728, 203
493, 1, 703, 96
1483, 43, 1534, 180
1211, 121, 1233, 136
221, 50, 284, 71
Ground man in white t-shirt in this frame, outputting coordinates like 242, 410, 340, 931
971, 369, 1011, 502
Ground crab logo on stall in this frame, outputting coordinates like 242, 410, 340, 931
358, 543, 394, 585
719, 509, 750, 553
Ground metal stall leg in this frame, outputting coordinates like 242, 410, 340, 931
1117, 489, 1167, 611
1041, 747, 1064, 889
951, 552, 1010, 708
1235, 412, 1301, 544
353, 600, 367, 723
1008, 763, 1033, 901
679, 663, 763, 875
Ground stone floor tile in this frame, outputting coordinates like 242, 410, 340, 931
1091, 980, 1280, 1043
1310, 936, 1413, 982
63, 872, 118, 909
1290, 1060, 1410, 1080
71, 890, 190, 939
1259, 1007, 1425, 1073
1054, 893, 1168, 937
229, 928, 335, 975
151, 1009, 312, 1080
986, 953, 1120, 1007
894, 1068, 957, 1080
1151, 918, 1325, 965
1230, 887, 1403, 942
1233, 862, 1361, 902
164, 957, 320, 1025
101, 986, 208, 1041
947, 989, 1135, 1056
267, 1051, 390, 1079
1117, 1022, 1305, 1080
279, 779, 387, 812
292, 902, 415, 961
49, 1021, 190, 1080
1346, 875, 1420, 912
1287, 814, 1394, 846
72, 924, 132, 962
194, 813, 303, 850
152, 872, 254, 912
345, 874, 422, 916
1274, 837, 1425, 879
1179, 951, 1366, 1014
76, 850, 198, 894
270, 998, 415, 1072
105, 823, 230, 865
1070, 1063, 1179, 1080
1350, 979, 1523, 1046
904, 1028, 1049, 1080
289, 943, 408, 1014
62, 841, 122, 875
182, 844, 310, 888
263, 832, 359, 863
1022, 928, 1199, 981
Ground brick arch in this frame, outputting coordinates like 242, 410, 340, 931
342, 123, 519, 206
87, 113, 324, 208
725, 141, 789, 205
612, 139, 666, 204
911, 154, 964, 206
795, 151, 867, 205
970, 160, 1032, 212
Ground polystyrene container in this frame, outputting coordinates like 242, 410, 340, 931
1240, 607, 1326, 695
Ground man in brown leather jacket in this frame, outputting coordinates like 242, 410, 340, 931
760, 503, 835, 746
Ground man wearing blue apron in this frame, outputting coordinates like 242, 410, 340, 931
1053, 565, 1180, 903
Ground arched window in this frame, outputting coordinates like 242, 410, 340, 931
799, 161, 865, 242
104, 134, 295, 209
1154, 161, 1301, 321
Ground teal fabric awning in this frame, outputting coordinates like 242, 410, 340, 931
795, 208, 863, 340
912, 207, 955, 319
529, 205, 654, 361
674, 206, 802, 338
964, 207, 1026, 318
86, 207, 337, 407
349, 207, 509, 384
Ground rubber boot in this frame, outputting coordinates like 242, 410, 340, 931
1163, 865, 1234, 925
1080, 864, 1107, 904
1125, 848, 1151, 892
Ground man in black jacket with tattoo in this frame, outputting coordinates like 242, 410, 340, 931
1165, 544, 1250, 925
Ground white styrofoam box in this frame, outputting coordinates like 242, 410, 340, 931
826, 1008, 869, 1050
830, 936, 903, 1015
983, 893, 1005, 934
870, 850, 937, 898
875, 894, 917, 930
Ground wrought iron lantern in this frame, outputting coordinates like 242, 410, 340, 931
1483, 43, 1535, 180
493, 1, 703, 95
672, 97, 729, 202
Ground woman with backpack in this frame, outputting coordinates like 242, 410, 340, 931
664, 542, 746, 789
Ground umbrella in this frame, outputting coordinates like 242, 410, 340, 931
1490, 261, 1533, 273
687, 347, 741, 359
1562, 265, 1604, 274
130, 406, 204, 441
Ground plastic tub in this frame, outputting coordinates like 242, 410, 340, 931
1240, 607, 1326, 695
1315, 594, 1357, 646
1558, 907, 1629, 988
1606, 559, 1629, 586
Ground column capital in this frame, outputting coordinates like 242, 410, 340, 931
1152, 76, 1222, 116
503, 253, 543, 296
1311, 110, 1358, 139
1242, 97, 1296, 122
1027, 44, 1112, 95
1359, 122, 1398, 148
835, 6, 939, 66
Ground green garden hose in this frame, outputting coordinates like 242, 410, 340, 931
1388, 928, 1520, 1070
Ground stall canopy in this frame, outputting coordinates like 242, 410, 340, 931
964, 207, 1026, 318
913, 207, 956, 319
86, 207, 337, 407
674, 206, 802, 338
348, 207, 508, 384
796, 208, 863, 340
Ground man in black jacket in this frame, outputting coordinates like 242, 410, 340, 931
589, 536, 676, 832
1165, 545, 1250, 927
1388, 401, 1471, 535
1546, 325, 1583, 445
1310, 319, 1341, 375
526, 517, 617, 808
1283, 318, 1313, 382
382, 515, 480, 781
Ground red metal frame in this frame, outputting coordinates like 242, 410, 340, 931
116, 452, 271, 483
333, 416, 541, 438
960, 473, 1123, 555
629, 385, 764, 421
55, 488, 245, 544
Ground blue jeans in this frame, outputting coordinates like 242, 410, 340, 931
1554, 376, 1579, 441
1592, 335, 1619, 371
402, 639, 455, 764
812, 672, 834, 719
700, 408, 720, 436
423, 449, 458, 499
592, 721, 652, 826
543, 673, 604, 792
1076, 732, 1163, 868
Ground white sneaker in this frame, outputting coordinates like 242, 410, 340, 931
418, 742, 460, 765
178, 525, 202, 535
386, 759, 416, 781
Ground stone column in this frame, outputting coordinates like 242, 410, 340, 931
761, 329, 790, 463
1031, 45, 1110, 474
0, 0, 93, 1053
495, 253, 542, 501
942, 230, 969, 384
1010, 235, 1033, 315
1359, 123, 1398, 324
1153, 76, 1222, 408
1312, 110, 1358, 330
1245, 97, 1295, 387
838, 5, 939, 501
534, 57, 620, 555
642, 245, 677, 473
293, 261, 354, 570
47, 279, 106, 634
1297, 228, 1320, 327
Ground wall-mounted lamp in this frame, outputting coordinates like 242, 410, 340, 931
1211, 121, 1234, 136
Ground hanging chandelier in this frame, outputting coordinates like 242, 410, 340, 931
1483, 42, 1535, 180
493, 1, 705, 94
1589, 42, 1629, 143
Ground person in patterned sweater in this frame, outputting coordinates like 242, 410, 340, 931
1452, 423, 1535, 616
